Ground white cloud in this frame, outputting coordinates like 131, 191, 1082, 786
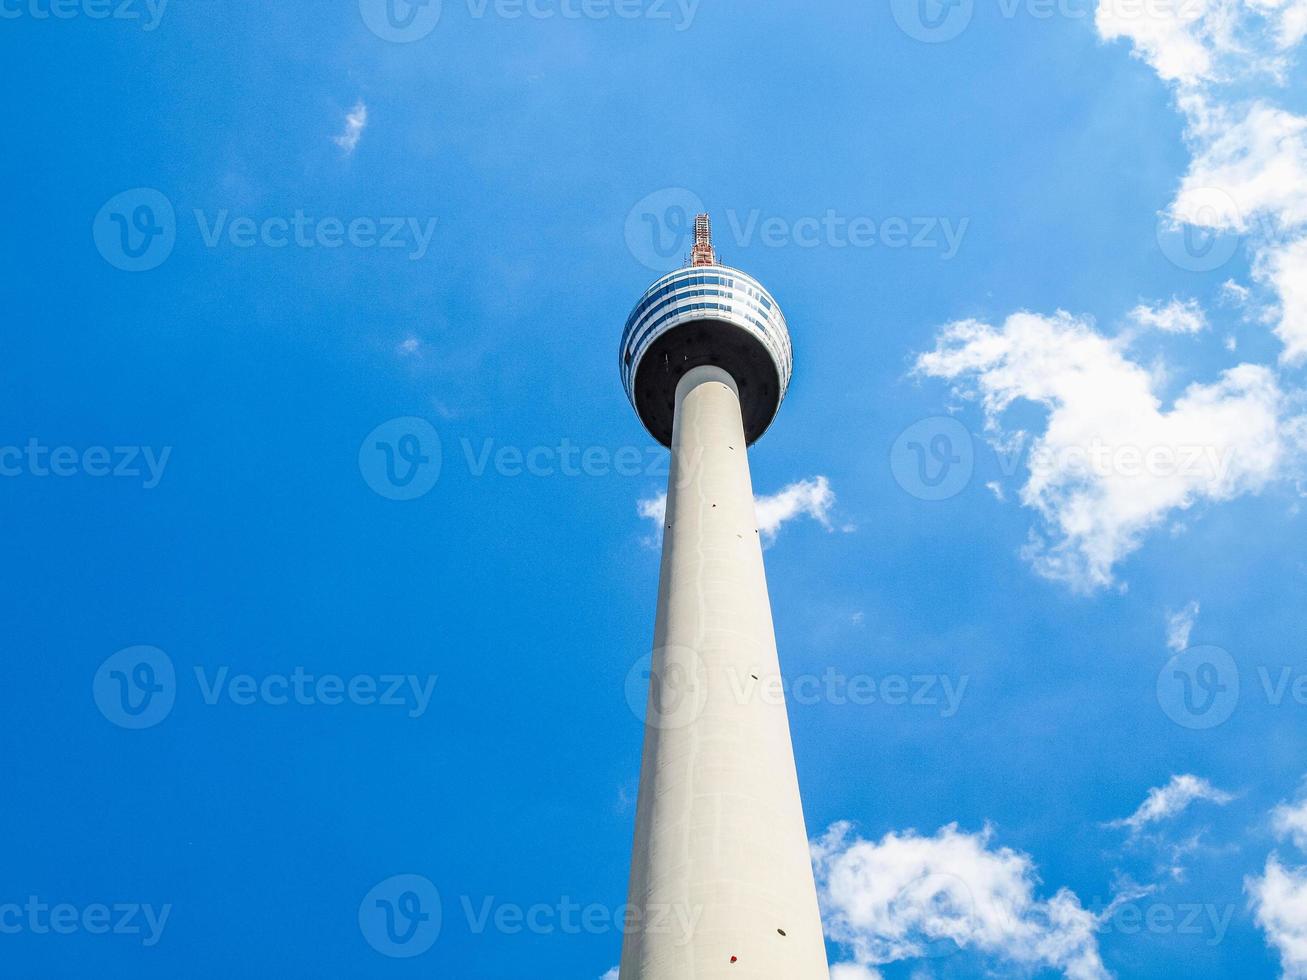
637, 492, 666, 523
1159, 831, 1209, 882
830, 964, 884, 980
915, 312, 1296, 591
1276, 0, 1307, 47
1109, 774, 1234, 834
1095, 0, 1227, 84
1175, 99, 1307, 232
637, 476, 839, 547
1174, 96, 1307, 365
1256, 236, 1307, 365
1249, 855, 1307, 978
1222, 278, 1252, 305
334, 100, 368, 154
1128, 298, 1208, 334
1096, 0, 1307, 363
599, 968, 619, 980
1096, 0, 1304, 84
1273, 787, 1307, 850
635, 493, 668, 548
1247, 783, 1307, 976
1248, 0, 1307, 48
755, 476, 837, 540
397, 335, 422, 356
1165, 600, 1201, 650
813, 821, 1108, 980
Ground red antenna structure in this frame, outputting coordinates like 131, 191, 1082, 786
690, 213, 716, 266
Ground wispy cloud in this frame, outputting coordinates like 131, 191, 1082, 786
1127, 298, 1208, 334
1166, 600, 1201, 651
1109, 774, 1234, 835
637, 476, 843, 548
1222, 279, 1252, 306
334, 100, 368, 154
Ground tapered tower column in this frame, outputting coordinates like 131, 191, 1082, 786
617, 217, 829, 979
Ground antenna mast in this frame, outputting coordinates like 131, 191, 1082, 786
690, 213, 716, 266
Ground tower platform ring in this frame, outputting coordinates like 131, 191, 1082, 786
619, 264, 792, 448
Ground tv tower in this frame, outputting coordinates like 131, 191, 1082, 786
618, 215, 829, 978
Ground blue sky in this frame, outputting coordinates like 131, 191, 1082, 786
5, 0, 1307, 976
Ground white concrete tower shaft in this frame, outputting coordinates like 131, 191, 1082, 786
618, 365, 829, 979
